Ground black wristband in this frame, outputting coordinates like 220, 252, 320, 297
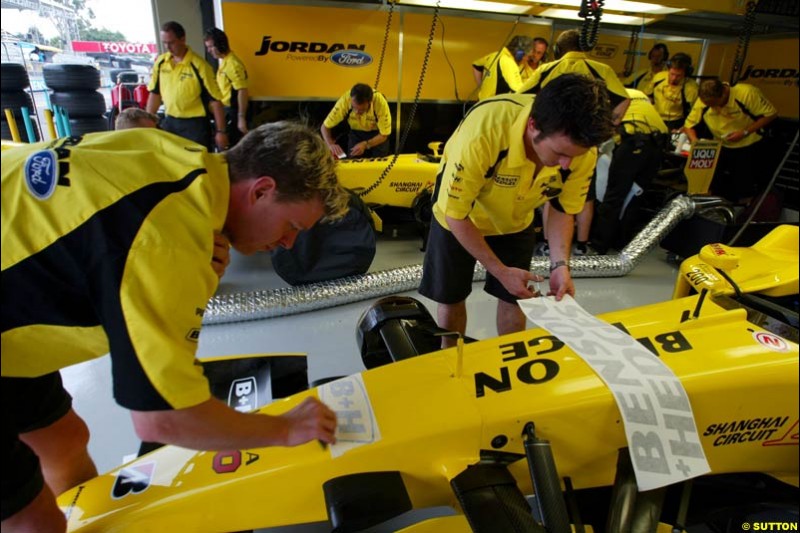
549, 260, 569, 273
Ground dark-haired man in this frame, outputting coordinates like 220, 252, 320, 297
147, 21, 229, 151
204, 27, 250, 147
321, 83, 392, 159
650, 52, 698, 131
1, 122, 349, 531
419, 74, 615, 346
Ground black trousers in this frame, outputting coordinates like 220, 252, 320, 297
347, 129, 390, 159
591, 133, 663, 254
161, 115, 211, 151
711, 138, 776, 204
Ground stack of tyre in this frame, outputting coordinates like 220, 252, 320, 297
1, 63, 40, 142
44, 64, 108, 136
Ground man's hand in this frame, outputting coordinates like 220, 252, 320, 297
496, 266, 544, 299
211, 232, 231, 278
328, 143, 346, 159
281, 397, 337, 446
548, 265, 575, 301
349, 141, 368, 157
214, 131, 229, 151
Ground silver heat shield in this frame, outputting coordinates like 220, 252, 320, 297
204, 195, 701, 325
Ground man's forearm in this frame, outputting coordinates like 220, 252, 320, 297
237, 89, 249, 116
320, 125, 335, 146
145, 93, 161, 114
546, 206, 574, 263
209, 101, 226, 131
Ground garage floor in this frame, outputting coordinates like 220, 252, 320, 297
60, 231, 680, 531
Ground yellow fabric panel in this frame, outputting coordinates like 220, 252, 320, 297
473, 48, 523, 101
217, 51, 249, 107
685, 83, 777, 148
1, 325, 108, 377
148, 47, 224, 118
622, 66, 666, 96
433, 94, 595, 236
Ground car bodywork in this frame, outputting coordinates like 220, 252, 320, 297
57, 226, 798, 532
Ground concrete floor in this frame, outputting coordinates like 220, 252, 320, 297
60, 231, 681, 531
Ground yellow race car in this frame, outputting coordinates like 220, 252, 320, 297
58, 226, 798, 532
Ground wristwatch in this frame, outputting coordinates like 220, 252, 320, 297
549, 260, 569, 273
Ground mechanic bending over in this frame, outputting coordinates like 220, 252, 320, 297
683, 77, 778, 206
146, 20, 230, 152
321, 83, 392, 159
1, 122, 349, 532
419, 74, 615, 347
204, 27, 251, 148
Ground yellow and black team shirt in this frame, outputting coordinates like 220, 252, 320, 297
684, 83, 777, 149
472, 48, 525, 101
517, 51, 629, 110
216, 51, 249, 108
323, 90, 392, 135
1, 129, 229, 411
148, 46, 225, 118
619, 89, 669, 138
623, 65, 666, 96
651, 71, 699, 124
520, 63, 535, 83
432, 94, 597, 236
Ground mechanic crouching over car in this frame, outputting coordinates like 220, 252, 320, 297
1, 122, 349, 532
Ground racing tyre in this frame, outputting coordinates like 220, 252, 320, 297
68, 116, 108, 136
50, 90, 107, 118
1, 63, 30, 90
1, 118, 40, 143
43, 64, 101, 91
0, 90, 35, 119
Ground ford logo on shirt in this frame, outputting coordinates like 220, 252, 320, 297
24, 149, 59, 200
330, 50, 373, 68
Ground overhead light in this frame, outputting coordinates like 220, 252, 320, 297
532, 0, 685, 15
399, 0, 533, 15
538, 7, 657, 24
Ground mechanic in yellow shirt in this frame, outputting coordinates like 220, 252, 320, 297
684, 78, 778, 204
472, 35, 531, 100
523, 37, 550, 79
518, 29, 630, 125
204, 27, 250, 147
321, 83, 392, 159
591, 89, 669, 254
147, 21, 228, 151
419, 74, 614, 346
650, 52, 699, 131
622, 43, 668, 96
1, 123, 349, 531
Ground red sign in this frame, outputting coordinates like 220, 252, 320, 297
71, 41, 157, 54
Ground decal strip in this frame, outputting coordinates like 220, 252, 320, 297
519, 295, 710, 491
318, 374, 381, 458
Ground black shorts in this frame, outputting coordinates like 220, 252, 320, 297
1, 372, 72, 520
419, 216, 536, 304
161, 115, 212, 151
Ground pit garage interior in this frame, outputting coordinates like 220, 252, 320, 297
3, 0, 800, 531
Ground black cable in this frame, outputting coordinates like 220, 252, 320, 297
729, 1, 757, 86
374, 0, 396, 91
358, 1, 441, 199
578, 0, 605, 51
438, 16, 460, 102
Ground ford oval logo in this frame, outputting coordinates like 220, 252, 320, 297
24, 149, 59, 200
330, 50, 373, 68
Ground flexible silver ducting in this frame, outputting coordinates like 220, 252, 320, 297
204, 195, 706, 325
